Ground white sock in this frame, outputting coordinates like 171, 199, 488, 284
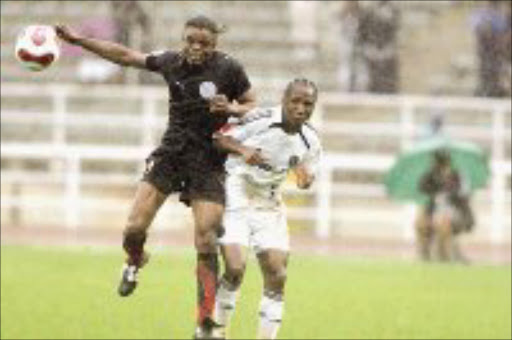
213, 278, 239, 335
257, 293, 284, 339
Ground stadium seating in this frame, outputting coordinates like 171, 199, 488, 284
1, 1, 510, 245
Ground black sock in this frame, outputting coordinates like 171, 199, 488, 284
122, 230, 147, 266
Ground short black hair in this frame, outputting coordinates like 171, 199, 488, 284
284, 78, 318, 99
185, 15, 226, 34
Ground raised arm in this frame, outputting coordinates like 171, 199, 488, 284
54, 24, 148, 69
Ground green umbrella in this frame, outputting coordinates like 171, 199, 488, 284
384, 136, 490, 203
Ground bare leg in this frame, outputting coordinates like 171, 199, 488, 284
434, 214, 453, 262
415, 209, 433, 261
123, 181, 167, 266
191, 200, 224, 334
220, 244, 247, 289
118, 181, 167, 297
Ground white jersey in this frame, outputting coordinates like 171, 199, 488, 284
218, 106, 322, 252
220, 106, 322, 189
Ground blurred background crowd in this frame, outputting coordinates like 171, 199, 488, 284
1, 1, 510, 263
1, 1, 511, 99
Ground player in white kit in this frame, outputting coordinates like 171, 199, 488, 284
211, 79, 322, 339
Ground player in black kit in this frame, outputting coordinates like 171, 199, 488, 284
55, 15, 256, 338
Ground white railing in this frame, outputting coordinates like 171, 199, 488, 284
1, 83, 510, 243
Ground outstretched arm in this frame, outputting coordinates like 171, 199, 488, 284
54, 24, 148, 69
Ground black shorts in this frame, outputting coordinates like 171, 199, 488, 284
141, 145, 226, 206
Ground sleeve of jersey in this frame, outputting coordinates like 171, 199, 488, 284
217, 118, 265, 142
227, 59, 251, 99
145, 50, 170, 73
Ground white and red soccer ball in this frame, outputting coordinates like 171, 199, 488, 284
15, 25, 60, 72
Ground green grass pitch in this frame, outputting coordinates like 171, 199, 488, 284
1, 245, 510, 339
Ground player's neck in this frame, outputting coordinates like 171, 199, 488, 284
282, 123, 301, 134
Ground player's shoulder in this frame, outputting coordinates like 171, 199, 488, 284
302, 122, 320, 140
214, 51, 245, 69
148, 49, 177, 59
233, 106, 277, 125
301, 122, 322, 149
146, 49, 180, 68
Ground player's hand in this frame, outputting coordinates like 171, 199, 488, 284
294, 164, 314, 189
54, 24, 81, 44
209, 94, 230, 115
240, 147, 266, 166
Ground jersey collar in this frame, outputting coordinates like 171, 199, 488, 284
268, 107, 304, 135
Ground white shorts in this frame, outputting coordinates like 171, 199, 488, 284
220, 207, 290, 253
220, 173, 290, 253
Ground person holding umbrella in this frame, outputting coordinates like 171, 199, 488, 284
416, 149, 475, 262
384, 137, 489, 263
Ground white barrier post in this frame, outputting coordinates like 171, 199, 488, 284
141, 93, 156, 147
400, 100, 415, 150
65, 154, 81, 229
490, 106, 506, 244
52, 90, 67, 146
316, 161, 332, 239
51, 90, 68, 173
403, 204, 417, 242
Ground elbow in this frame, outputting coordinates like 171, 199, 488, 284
118, 54, 133, 67
119, 51, 143, 68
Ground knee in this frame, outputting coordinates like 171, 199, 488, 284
415, 215, 431, 235
224, 262, 246, 288
195, 224, 218, 253
435, 222, 452, 237
416, 222, 431, 237
265, 267, 287, 290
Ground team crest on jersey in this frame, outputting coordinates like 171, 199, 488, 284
199, 81, 217, 99
289, 155, 300, 168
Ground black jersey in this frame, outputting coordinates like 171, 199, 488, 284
145, 50, 251, 166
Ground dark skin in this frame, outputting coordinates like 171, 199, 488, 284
55, 20, 257, 334
213, 82, 317, 295
54, 24, 256, 117
54, 24, 256, 254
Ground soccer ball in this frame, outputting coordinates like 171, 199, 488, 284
15, 25, 60, 72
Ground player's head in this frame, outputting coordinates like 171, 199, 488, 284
282, 78, 318, 131
182, 15, 225, 65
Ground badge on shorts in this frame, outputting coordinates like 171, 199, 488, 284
199, 81, 217, 99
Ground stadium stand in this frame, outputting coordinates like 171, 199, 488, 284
1, 1, 510, 249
